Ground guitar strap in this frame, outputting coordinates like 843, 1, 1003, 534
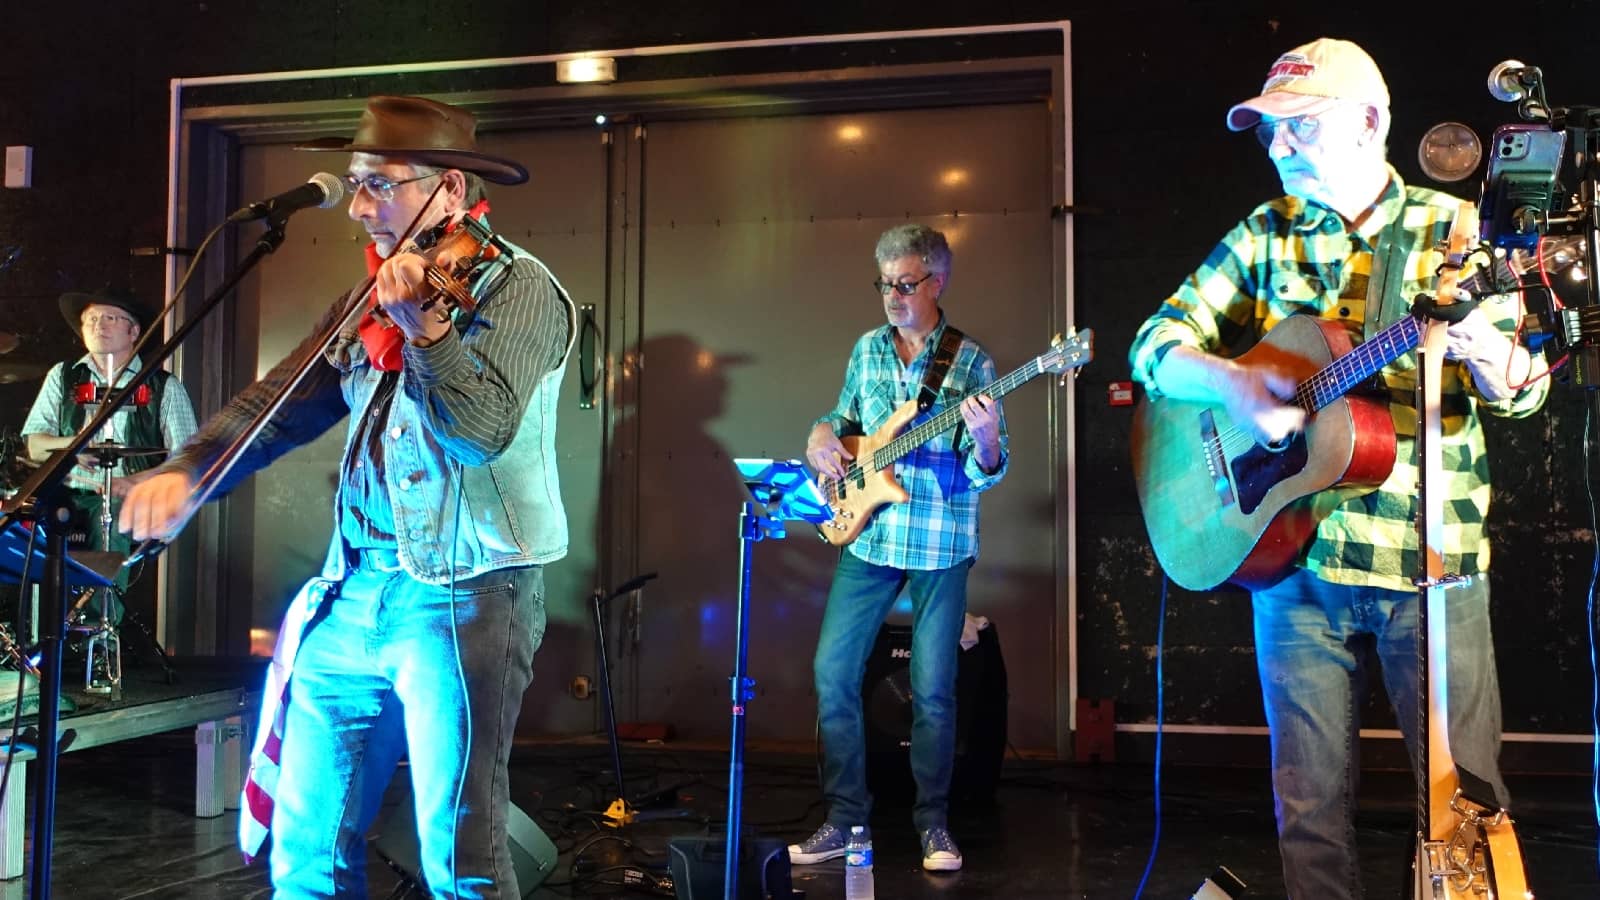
918, 324, 965, 412
1364, 194, 1419, 340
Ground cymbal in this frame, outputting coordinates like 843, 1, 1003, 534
81, 443, 166, 461
0, 361, 43, 383
0, 332, 17, 355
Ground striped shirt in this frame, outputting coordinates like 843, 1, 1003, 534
816, 316, 1008, 571
166, 254, 569, 505
1128, 170, 1548, 592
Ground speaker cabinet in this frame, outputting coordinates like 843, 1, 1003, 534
666, 835, 798, 900
860, 620, 1007, 806
373, 783, 557, 897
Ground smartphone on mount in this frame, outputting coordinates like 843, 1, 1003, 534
1478, 123, 1567, 250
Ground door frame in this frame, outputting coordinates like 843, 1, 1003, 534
162, 22, 1079, 756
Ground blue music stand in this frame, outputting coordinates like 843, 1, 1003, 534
0, 522, 116, 592
722, 459, 829, 900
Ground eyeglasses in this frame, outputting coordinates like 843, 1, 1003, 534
1254, 114, 1325, 149
873, 272, 937, 296
341, 171, 441, 203
81, 312, 133, 328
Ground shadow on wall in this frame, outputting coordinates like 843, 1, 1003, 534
602, 332, 838, 741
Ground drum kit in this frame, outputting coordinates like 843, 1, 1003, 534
0, 330, 159, 697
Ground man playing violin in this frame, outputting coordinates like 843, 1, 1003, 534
120, 95, 576, 898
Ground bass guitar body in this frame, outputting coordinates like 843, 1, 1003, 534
821, 401, 921, 547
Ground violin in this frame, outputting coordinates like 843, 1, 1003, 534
358, 202, 513, 371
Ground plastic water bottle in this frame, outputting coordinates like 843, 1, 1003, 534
844, 825, 874, 900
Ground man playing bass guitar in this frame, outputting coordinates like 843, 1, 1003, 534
1126, 39, 1548, 897
792, 223, 1007, 874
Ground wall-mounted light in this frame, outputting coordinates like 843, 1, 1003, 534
557, 57, 617, 84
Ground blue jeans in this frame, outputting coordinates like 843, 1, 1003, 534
814, 551, 970, 832
269, 563, 546, 899
1252, 568, 1504, 900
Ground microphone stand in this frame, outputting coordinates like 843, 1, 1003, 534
0, 210, 295, 898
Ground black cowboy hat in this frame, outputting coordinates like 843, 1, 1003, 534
296, 95, 528, 186
58, 284, 150, 332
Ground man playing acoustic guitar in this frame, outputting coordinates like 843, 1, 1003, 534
1127, 38, 1548, 897
792, 223, 1007, 873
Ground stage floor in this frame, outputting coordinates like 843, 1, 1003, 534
7, 732, 1597, 898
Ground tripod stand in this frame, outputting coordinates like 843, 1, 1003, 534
721, 459, 829, 900
591, 570, 691, 827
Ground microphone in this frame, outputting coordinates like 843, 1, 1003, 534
0, 245, 18, 272
1487, 59, 1531, 102
227, 172, 345, 223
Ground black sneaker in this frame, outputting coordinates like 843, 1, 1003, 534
920, 826, 962, 871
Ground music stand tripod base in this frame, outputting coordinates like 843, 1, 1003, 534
722, 459, 830, 900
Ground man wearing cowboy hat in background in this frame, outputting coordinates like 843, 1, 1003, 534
1126, 38, 1546, 897
20, 285, 198, 609
119, 95, 576, 898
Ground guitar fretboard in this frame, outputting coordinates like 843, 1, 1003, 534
1291, 262, 1507, 414
872, 356, 1048, 471
1292, 315, 1422, 412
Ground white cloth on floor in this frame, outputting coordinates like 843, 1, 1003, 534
960, 613, 990, 650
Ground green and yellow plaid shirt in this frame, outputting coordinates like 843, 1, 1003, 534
1128, 170, 1549, 592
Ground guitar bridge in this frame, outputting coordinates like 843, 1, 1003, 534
1197, 408, 1236, 508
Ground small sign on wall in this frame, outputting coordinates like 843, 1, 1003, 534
1108, 381, 1135, 407
4, 146, 31, 189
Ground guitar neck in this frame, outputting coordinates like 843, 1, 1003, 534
1294, 314, 1421, 413
873, 356, 1046, 470
1294, 253, 1527, 415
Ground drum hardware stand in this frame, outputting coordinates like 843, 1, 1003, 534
0, 202, 297, 900
78, 445, 124, 697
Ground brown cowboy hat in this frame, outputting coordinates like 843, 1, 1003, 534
58, 284, 150, 333
296, 95, 528, 185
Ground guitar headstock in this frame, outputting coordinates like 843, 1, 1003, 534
1041, 328, 1094, 376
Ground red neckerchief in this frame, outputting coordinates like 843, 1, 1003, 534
355, 200, 492, 372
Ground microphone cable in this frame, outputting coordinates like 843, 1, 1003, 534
1584, 405, 1600, 879
1131, 574, 1168, 899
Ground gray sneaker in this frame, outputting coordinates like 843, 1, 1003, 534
787, 823, 853, 864
920, 826, 962, 871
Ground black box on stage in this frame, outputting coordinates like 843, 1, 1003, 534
373, 785, 557, 897
860, 620, 1008, 806
666, 835, 799, 900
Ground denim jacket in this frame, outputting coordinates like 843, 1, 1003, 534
164, 237, 576, 587
319, 241, 577, 584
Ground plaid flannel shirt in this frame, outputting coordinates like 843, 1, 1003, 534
1128, 170, 1548, 592
816, 316, 1008, 571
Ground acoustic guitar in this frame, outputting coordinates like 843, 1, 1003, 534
815, 329, 1093, 547
1130, 237, 1574, 591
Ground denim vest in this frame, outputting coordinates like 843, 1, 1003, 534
318, 241, 576, 585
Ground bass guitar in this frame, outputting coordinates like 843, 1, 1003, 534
816, 329, 1092, 547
